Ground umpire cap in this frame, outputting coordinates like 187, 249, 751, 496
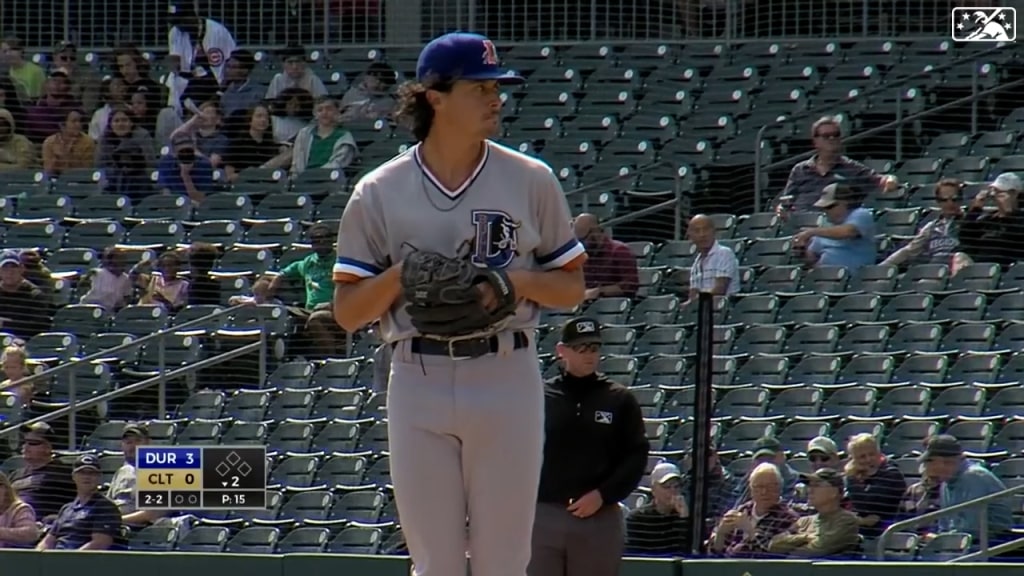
560, 317, 603, 346
416, 32, 525, 85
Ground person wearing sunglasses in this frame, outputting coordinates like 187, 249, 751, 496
958, 171, 1024, 270
531, 317, 649, 576
7, 422, 75, 522
806, 436, 841, 472
881, 178, 965, 269
793, 182, 877, 273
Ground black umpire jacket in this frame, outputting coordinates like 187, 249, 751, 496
537, 370, 650, 507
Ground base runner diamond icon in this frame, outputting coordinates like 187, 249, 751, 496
952, 7, 1016, 42
215, 461, 231, 476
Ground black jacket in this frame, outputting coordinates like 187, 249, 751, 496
537, 371, 650, 506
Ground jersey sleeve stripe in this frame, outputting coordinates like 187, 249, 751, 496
537, 239, 587, 270
333, 272, 361, 284
333, 257, 382, 278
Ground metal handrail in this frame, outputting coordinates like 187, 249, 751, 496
753, 41, 1015, 208
875, 483, 1024, 561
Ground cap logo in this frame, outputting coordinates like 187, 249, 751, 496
575, 320, 597, 333
481, 39, 498, 66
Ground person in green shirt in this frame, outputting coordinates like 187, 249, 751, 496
253, 221, 343, 358
1, 37, 45, 102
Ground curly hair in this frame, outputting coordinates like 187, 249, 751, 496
394, 79, 452, 142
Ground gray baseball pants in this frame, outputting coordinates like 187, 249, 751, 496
387, 333, 545, 576
527, 502, 625, 576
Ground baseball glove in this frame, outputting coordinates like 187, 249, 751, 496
400, 251, 517, 337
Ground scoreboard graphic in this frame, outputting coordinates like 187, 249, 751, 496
135, 446, 267, 510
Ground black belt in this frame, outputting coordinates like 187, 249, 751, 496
406, 331, 530, 359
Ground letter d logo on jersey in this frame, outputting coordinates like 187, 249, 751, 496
471, 210, 521, 268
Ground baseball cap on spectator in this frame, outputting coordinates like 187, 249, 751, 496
49, 67, 70, 79
806, 467, 844, 489
991, 172, 1022, 193
920, 434, 963, 461
171, 133, 193, 148
753, 436, 783, 459
814, 182, 856, 209
280, 44, 309, 62
0, 251, 21, 267
54, 41, 76, 55
651, 462, 682, 485
807, 436, 839, 458
416, 32, 524, 85
21, 421, 56, 445
123, 423, 149, 438
73, 454, 101, 473
560, 316, 602, 346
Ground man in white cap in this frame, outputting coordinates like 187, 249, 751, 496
806, 436, 841, 472
624, 462, 690, 556
959, 172, 1024, 269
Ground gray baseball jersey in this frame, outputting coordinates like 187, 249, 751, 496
333, 140, 587, 343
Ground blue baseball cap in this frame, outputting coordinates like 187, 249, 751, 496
416, 32, 525, 85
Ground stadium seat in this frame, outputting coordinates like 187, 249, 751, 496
326, 526, 383, 554
177, 526, 231, 553
225, 526, 280, 554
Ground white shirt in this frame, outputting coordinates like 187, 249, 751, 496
690, 241, 740, 295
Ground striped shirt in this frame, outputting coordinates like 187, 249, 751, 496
690, 242, 740, 295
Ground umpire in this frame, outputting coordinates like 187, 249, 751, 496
529, 317, 650, 576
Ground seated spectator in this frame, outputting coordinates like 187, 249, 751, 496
23, 68, 81, 144
107, 424, 164, 528
96, 105, 156, 200
223, 103, 289, 182
36, 454, 121, 551
220, 50, 262, 119
128, 86, 159, 136
768, 468, 860, 558
18, 249, 55, 299
0, 344, 34, 407
687, 213, 740, 300
186, 242, 221, 306
681, 444, 742, 521
88, 77, 127, 140
794, 183, 877, 272
79, 247, 135, 311
709, 463, 800, 557
958, 172, 1024, 269
882, 179, 966, 269
340, 62, 399, 122
157, 133, 214, 203
0, 252, 52, 341
51, 41, 100, 114
167, 99, 229, 167
271, 87, 314, 144
266, 44, 328, 100
775, 115, 898, 213
290, 96, 357, 177
0, 107, 35, 170
843, 433, 906, 540
112, 45, 161, 135
899, 466, 942, 534
807, 437, 842, 472
42, 108, 95, 177
734, 436, 801, 505
2, 37, 45, 102
8, 422, 76, 520
624, 462, 690, 556
0, 470, 40, 548
921, 434, 1012, 541
138, 250, 189, 312
0, 77, 27, 128
574, 213, 639, 300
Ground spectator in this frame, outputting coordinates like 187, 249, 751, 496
709, 463, 800, 558
18, 249, 55, 299
920, 434, 1012, 540
96, 105, 157, 201
186, 242, 221, 306
290, 96, 357, 177
220, 50, 263, 119
776, 115, 898, 213
88, 77, 127, 140
271, 88, 314, 144
1, 37, 45, 102
165, 8, 236, 116
0, 77, 26, 127
8, 422, 76, 520
266, 44, 329, 100
23, 68, 81, 144
223, 103, 289, 182
0, 251, 52, 341
340, 62, 399, 122
50, 41, 101, 114
687, 213, 740, 299
681, 444, 742, 521
734, 436, 801, 505
624, 462, 691, 556
0, 344, 34, 407
958, 172, 1024, 269
112, 45, 161, 132
881, 179, 965, 268
107, 423, 164, 528
0, 108, 35, 170
36, 454, 121, 551
251, 222, 341, 358
157, 133, 214, 203
138, 250, 189, 312
794, 183, 877, 272
41, 108, 96, 177
0, 470, 40, 548
899, 466, 942, 534
843, 433, 906, 540
168, 100, 230, 167
79, 247, 135, 311
767, 468, 860, 558
574, 213, 639, 300
128, 86, 159, 136
807, 436, 842, 472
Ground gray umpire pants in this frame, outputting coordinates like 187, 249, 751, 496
527, 502, 624, 576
